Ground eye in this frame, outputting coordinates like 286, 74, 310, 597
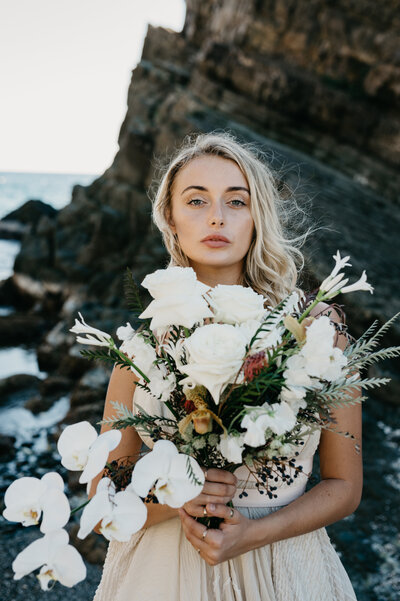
229, 199, 246, 206
188, 198, 205, 206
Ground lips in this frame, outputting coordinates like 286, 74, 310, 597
201, 235, 230, 243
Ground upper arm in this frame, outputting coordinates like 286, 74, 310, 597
309, 302, 363, 509
88, 364, 143, 498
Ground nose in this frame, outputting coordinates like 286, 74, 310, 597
208, 203, 224, 227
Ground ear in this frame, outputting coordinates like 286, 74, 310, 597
166, 208, 176, 233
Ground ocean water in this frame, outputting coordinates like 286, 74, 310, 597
0, 171, 97, 282
0, 171, 97, 219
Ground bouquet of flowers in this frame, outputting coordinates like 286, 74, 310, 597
3, 251, 399, 591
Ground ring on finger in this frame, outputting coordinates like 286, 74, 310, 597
197, 548, 201, 554
202, 527, 208, 540
203, 506, 208, 517
229, 507, 234, 518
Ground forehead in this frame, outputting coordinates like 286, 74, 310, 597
173, 155, 249, 193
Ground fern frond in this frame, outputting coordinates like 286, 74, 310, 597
123, 267, 145, 316
346, 312, 400, 359
347, 346, 400, 370
185, 455, 203, 486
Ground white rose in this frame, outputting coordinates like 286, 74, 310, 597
218, 433, 246, 463
178, 323, 247, 405
139, 267, 213, 330
208, 284, 267, 324
140, 266, 210, 299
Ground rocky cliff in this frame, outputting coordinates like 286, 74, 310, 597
9, 0, 399, 391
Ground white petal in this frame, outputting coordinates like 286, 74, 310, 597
95, 429, 122, 452
57, 421, 98, 459
4, 477, 43, 508
40, 472, 65, 491
155, 454, 205, 507
101, 488, 147, 541
79, 438, 109, 484
77, 489, 112, 539
40, 488, 71, 533
130, 440, 178, 498
12, 530, 68, 579
51, 544, 87, 587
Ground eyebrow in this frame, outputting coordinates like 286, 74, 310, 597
181, 185, 250, 195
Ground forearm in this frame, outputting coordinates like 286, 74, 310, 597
142, 500, 179, 529
248, 478, 361, 550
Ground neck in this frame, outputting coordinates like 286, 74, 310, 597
189, 261, 244, 288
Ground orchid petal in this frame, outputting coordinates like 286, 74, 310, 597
12, 530, 68, 580
51, 544, 86, 587
40, 488, 71, 533
130, 440, 178, 498
57, 421, 98, 462
77, 479, 114, 539
155, 454, 204, 507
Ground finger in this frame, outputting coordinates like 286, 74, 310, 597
203, 481, 237, 497
206, 468, 238, 486
206, 503, 240, 523
178, 509, 220, 551
178, 507, 210, 540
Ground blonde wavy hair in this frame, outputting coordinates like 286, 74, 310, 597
149, 131, 311, 307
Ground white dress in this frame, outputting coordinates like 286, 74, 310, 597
93, 384, 358, 601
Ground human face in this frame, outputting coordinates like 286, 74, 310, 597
168, 155, 255, 286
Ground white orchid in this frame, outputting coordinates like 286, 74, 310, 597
3, 472, 70, 533
12, 529, 86, 590
77, 478, 147, 542
69, 313, 112, 347
130, 439, 205, 507
57, 421, 121, 493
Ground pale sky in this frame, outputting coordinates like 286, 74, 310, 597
0, 0, 186, 174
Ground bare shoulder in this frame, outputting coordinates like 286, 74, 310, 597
309, 301, 342, 322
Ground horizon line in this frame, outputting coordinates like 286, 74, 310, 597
0, 169, 101, 176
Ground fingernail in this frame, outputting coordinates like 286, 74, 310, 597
209, 503, 215, 511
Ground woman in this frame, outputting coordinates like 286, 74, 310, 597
91, 132, 362, 600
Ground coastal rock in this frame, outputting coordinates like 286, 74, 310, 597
0, 312, 48, 345
2, 199, 57, 226
0, 374, 41, 407
0, 434, 16, 459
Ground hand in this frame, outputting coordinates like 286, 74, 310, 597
182, 467, 237, 519
178, 502, 256, 566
